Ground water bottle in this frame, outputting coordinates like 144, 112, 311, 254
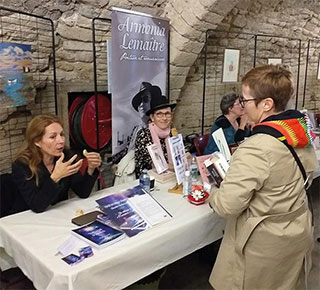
139, 169, 150, 193
183, 170, 192, 197
190, 155, 198, 183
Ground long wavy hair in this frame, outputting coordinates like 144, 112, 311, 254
14, 114, 64, 186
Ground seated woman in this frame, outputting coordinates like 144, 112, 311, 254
11, 114, 101, 214
135, 93, 176, 178
204, 93, 251, 154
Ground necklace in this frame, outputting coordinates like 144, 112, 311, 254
46, 164, 54, 173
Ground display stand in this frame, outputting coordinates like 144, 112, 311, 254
168, 183, 183, 194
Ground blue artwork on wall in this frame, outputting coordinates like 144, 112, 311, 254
0, 42, 35, 108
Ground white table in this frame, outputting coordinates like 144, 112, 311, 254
0, 181, 225, 290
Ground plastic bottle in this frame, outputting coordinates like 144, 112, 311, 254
190, 155, 198, 183
183, 170, 192, 197
139, 169, 150, 193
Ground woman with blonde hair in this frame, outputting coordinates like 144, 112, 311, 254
11, 114, 101, 214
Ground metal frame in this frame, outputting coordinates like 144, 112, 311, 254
0, 6, 57, 114
202, 30, 256, 134
254, 33, 301, 109
303, 38, 320, 108
92, 17, 111, 152
201, 29, 302, 134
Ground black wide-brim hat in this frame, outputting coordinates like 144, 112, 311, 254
146, 95, 176, 116
132, 82, 162, 112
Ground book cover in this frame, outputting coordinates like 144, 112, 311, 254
147, 143, 168, 174
204, 159, 223, 187
72, 221, 125, 248
96, 186, 171, 237
168, 134, 188, 185
195, 154, 213, 185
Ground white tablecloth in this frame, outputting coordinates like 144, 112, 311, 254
0, 180, 225, 290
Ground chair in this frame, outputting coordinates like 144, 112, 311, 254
0, 173, 17, 218
193, 134, 210, 156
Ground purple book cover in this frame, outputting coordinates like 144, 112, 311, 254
96, 186, 149, 237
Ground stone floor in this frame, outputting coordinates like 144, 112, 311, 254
1, 178, 319, 290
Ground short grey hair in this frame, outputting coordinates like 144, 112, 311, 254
220, 93, 241, 115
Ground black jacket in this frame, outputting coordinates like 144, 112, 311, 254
10, 158, 98, 214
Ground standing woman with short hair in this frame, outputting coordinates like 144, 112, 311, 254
209, 65, 318, 290
11, 114, 101, 214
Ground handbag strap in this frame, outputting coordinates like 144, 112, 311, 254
281, 141, 309, 189
252, 125, 308, 189
252, 124, 313, 224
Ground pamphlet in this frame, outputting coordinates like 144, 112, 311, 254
96, 186, 171, 237
147, 143, 168, 174
168, 134, 188, 184
72, 220, 125, 248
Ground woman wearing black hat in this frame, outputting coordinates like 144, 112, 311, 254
134, 93, 176, 178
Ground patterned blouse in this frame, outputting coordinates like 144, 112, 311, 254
134, 127, 169, 178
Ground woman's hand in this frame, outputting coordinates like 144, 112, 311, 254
51, 153, 83, 183
83, 150, 101, 176
239, 114, 249, 130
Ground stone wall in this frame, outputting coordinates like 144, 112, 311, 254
175, 0, 320, 135
1, 0, 320, 175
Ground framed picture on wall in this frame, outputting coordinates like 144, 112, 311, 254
317, 56, 320, 80
222, 48, 240, 83
267, 58, 282, 65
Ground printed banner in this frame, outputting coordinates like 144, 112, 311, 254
111, 8, 169, 158
0, 42, 35, 108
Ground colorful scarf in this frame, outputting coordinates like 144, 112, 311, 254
252, 110, 316, 148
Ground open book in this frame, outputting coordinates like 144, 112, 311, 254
96, 186, 171, 237
204, 152, 229, 187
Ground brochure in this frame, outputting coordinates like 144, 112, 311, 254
72, 220, 125, 248
96, 186, 171, 237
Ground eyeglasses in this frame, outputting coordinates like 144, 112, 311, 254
239, 97, 257, 108
154, 112, 172, 118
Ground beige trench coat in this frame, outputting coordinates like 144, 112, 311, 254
209, 134, 318, 290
